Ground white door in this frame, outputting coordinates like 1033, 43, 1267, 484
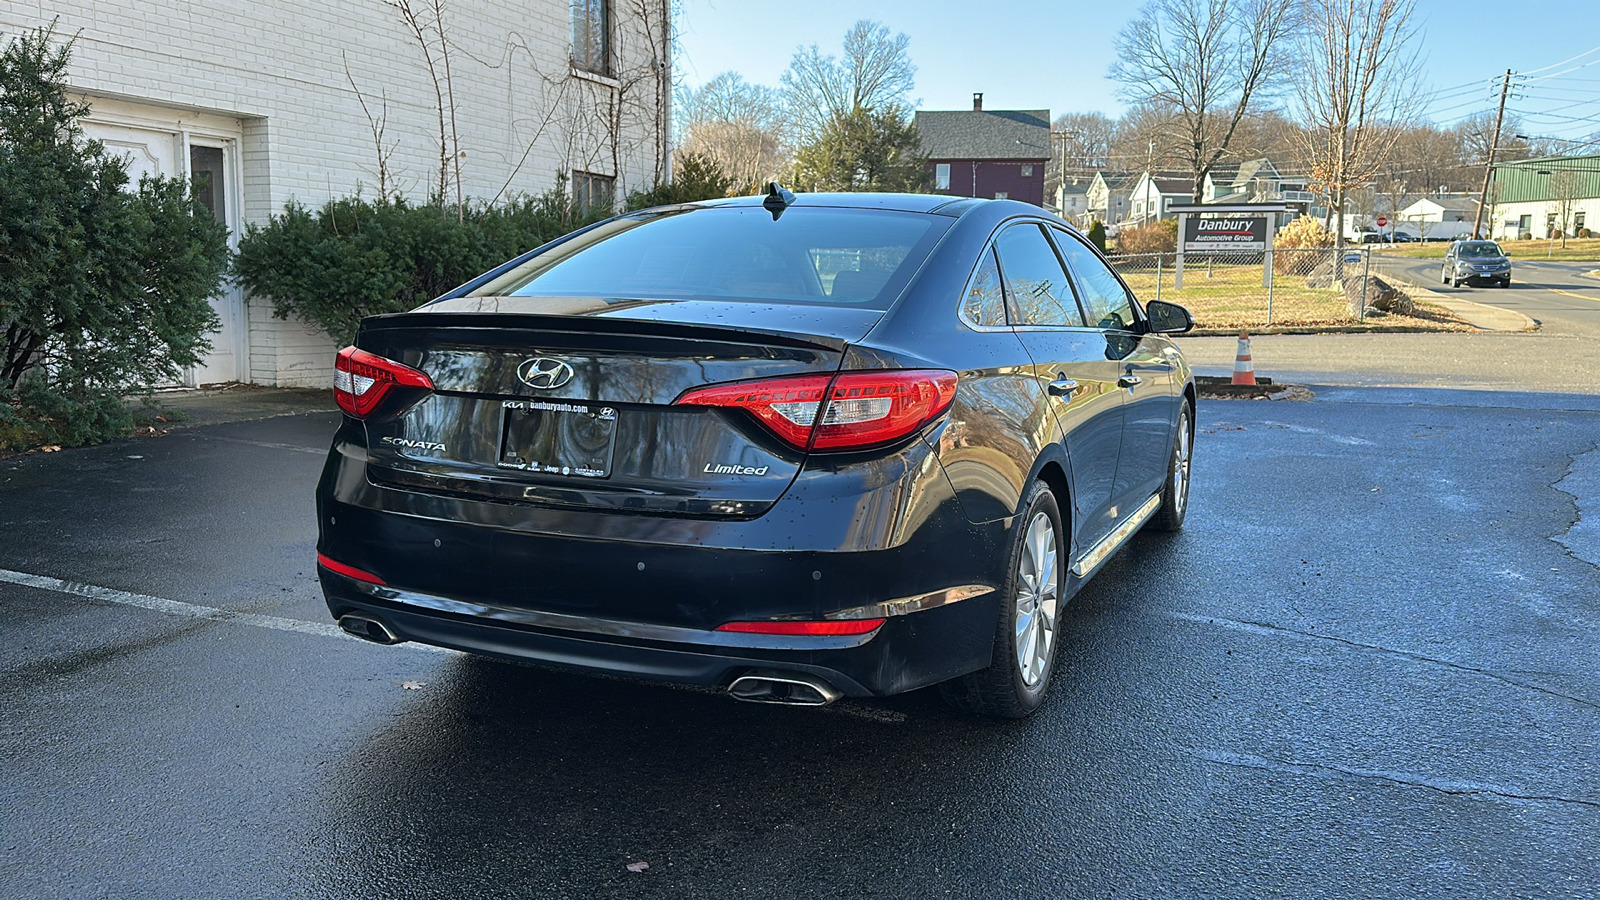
80, 121, 244, 386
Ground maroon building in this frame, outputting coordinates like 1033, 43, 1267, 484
915, 94, 1050, 207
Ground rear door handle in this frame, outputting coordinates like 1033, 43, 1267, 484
1117, 375, 1142, 388
1047, 378, 1078, 397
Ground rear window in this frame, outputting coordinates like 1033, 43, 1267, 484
469, 206, 949, 309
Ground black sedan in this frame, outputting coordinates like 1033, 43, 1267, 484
316, 189, 1196, 717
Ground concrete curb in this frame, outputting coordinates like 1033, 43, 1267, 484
1380, 273, 1537, 333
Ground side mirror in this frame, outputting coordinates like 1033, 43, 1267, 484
1144, 299, 1193, 335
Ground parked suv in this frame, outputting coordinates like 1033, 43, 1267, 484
1442, 240, 1511, 288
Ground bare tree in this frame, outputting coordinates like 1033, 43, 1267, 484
677, 72, 790, 188
343, 53, 399, 202
1293, 0, 1422, 250
1110, 0, 1297, 202
387, 0, 462, 217
782, 20, 915, 142
1549, 170, 1581, 247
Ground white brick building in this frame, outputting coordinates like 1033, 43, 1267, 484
2, 1, 670, 386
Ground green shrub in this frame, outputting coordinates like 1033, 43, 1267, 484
1087, 219, 1108, 252
624, 151, 736, 210
234, 183, 608, 343
1115, 219, 1177, 255
0, 25, 229, 451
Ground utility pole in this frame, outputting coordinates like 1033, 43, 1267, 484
1473, 69, 1512, 240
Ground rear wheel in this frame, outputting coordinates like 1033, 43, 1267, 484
1150, 401, 1193, 532
941, 480, 1064, 718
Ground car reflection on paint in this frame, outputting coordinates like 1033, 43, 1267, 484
315, 188, 1196, 718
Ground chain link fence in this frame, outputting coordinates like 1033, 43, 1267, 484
1107, 247, 1381, 329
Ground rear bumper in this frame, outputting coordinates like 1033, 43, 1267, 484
321, 571, 999, 697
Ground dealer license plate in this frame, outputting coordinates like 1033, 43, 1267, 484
497, 400, 617, 478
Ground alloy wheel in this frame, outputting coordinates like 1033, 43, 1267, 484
1014, 512, 1059, 687
1173, 409, 1191, 518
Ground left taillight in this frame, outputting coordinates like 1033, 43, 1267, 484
674, 369, 959, 453
333, 346, 434, 419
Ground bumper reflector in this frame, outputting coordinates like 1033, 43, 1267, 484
715, 618, 886, 636
317, 553, 387, 586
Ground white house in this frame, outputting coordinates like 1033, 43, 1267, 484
1397, 196, 1480, 241
1054, 178, 1090, 224
1086, 171, 1136, 227
1126, 172, 1192, 225
9, 1, 670, 387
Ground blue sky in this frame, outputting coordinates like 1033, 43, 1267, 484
676, 0, 1600, 143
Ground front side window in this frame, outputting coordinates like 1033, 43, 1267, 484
994, 224, 1082, 327
1053, 230, 1137, 332
935, 163, 951, 190
571, 0, 609, 74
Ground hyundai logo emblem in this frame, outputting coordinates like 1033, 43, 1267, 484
517, 357, 575, 390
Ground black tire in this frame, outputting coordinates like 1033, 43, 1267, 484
1501, 278, 1511, 288
1150, 401, 1193, 533
940, 480, 1065, 719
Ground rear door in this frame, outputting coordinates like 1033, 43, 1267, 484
992, 222, 1126, 550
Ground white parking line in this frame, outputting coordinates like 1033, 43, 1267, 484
0, 567, 905, 720
0, 566, 356, 642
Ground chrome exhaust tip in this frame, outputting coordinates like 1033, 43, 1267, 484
728, 672, 842, 706
337, 614, 403, 645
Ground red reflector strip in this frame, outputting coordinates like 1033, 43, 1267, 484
317, 553, 387, 586
715, 618, 886, 636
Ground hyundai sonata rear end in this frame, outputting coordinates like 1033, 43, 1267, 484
315, 190, 1194, 717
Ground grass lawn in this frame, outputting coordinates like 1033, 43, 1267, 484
1378, 237, 1600, 261
1114, 260, 1471, 332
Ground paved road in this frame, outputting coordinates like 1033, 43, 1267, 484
1175, 256, 1600, 398
4, 393, 1597, 898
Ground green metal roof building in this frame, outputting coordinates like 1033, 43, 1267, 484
1494, 154, 1600, 204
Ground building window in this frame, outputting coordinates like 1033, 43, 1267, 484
1577, 211, 1587, 231
1020, 164, 1034, 177
573, 171, 614, 214
571, 0, 609, 74
935, 163, 950, 191
994, 191, 1009, 200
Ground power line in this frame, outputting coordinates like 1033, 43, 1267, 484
1520, 42, 1600, 76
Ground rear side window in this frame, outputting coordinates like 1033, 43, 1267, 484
468, 206, 948, 309
1054, 230, 1137, 332
961, 249, 1007, 327
994, 224, 1083, 327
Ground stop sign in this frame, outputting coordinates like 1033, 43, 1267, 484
1376, 215, 1388, 227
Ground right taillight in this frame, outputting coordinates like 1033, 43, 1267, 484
674, 369, 958, 452
333, 346, 434, 419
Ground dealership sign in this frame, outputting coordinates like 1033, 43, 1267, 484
1182, 216, 1268, 252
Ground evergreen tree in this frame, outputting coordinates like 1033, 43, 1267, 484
0, 24, 230, 449
791, 106, 928, 193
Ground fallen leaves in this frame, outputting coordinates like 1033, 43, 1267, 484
625, 861, 649, 873
402, 681, 425, 691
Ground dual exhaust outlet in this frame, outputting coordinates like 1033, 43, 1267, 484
338, 614, 842, 706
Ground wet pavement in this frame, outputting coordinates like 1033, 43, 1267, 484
3, 391, 1598, 898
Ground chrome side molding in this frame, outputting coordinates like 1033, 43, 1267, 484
1070, 493, 1162, 578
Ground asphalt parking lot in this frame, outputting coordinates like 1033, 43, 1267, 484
4, 383, 1597, 899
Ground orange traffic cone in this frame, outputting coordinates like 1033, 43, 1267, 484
1231, 329, 1256, 385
